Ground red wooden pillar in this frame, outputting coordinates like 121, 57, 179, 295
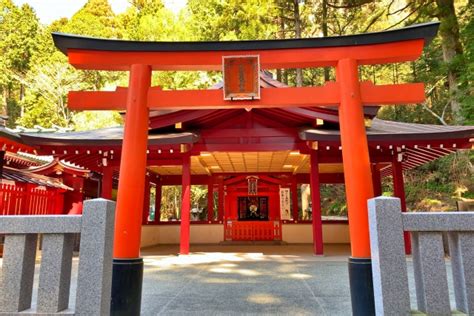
392, 156, 412, 254
113, 64, 151, 258
310, 150, 323, 255
55, 190, 65, 214
180, 155, 191, 254
337, 59, 375, 314
336, 59, 374, 258
111, 64, 151, 315
217, 178, 224, 221
207, 178, 214, 221
371, 164, 382, 197
142, 176, 151, 224
291, 178, 299, 221
155, 182, 162, 223
101, 166, 113, 200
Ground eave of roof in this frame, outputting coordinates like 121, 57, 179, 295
300, 118, 474, 143
17, 126, 199, 147
2, 166, 73, 190
28, 159, 90, 176
53, 22, 439, 55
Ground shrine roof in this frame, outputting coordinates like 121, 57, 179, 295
1, 166, 72, 190
2, 119, 473, 148
53, 22, 438, 55
300, 118, 474, 143
16, 126, 199, 147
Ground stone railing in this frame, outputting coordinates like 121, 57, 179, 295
368, 197, 474, 315
0, 199, 115, 315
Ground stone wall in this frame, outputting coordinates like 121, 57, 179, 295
368, 197, 474, 315
0, 199, 115, 315
140, 222, 350, 247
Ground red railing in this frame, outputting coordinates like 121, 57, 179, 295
224, 220, 282, 241
0, 183, 64, 216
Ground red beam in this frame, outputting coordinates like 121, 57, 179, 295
200, 128, 297, 138
68, 82, 424, 111
67, 39, 424, 71
149, 109, 217, 129
191, 143, 305, 152
150, 85, 341, 109
360, 82, 425, 105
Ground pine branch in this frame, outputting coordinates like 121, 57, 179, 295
421, 101, 448, 125
363, 10, 384, 32
387, 2, 412, 16
326, 0, 373, 9
384, 2, 426, 30
419, 76, 449, 125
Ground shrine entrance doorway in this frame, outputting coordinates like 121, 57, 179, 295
238, 196, 269, 221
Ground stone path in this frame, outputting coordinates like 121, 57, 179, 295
141, 244, 352, 315
0, 244, 458, 315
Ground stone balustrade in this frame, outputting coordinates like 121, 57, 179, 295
0, 199, 115, 315
368, 197, 474, 315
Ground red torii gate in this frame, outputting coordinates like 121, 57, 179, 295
53, 22, 439, 315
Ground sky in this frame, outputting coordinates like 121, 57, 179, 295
13, 0, 187, 24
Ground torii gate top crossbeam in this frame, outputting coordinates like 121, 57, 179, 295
53, 22, 439, 71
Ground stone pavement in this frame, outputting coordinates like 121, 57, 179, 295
0, 244, 457, 315
141, 244, 352, 316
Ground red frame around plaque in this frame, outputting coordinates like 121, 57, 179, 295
223, 55, 260, 100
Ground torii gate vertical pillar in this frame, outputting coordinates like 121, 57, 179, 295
110, 64, 151, 315
337, 58, 375, 315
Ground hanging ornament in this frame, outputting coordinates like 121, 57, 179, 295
247, 176, 259, 195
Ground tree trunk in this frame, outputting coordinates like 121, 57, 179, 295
322, 0, 330, 81
277, 14, 285, 82
435, 0, 464, 123
1, 88, 7, 116
20, 84, 25, 116
293, 0, 303, 87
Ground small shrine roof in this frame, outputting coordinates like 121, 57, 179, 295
2, 166, 72, 190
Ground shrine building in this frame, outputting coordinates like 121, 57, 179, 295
0, 21, 473, 314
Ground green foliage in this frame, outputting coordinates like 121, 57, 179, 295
61, 0, 118, 38
72, 111, 123, 131
187, 0, 278, 40
160, 185, 209, 221
0, 0, 40, 119
459, 5, 474, 125
320, 184, 347, 217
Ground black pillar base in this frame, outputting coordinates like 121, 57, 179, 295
111, 258, 144, 316
348, 257, 375, 316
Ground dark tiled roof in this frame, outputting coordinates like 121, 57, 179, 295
9, 126, 199, 147
300, 118, 474, 142
2, 166, 72, 190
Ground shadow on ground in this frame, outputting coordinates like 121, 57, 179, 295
141, 244, 352, 316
